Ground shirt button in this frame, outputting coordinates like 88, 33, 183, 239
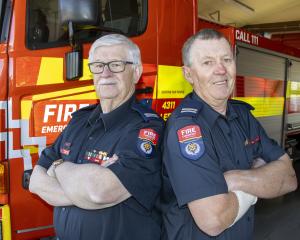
62, 207, 66, 211
89, 136, 93, 140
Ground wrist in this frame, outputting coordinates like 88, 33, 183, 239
52, 159, 64, 169
229, 190, 257, 227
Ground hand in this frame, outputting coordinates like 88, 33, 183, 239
101, 154, 119, 167
224, 170, 241, 192
252, 157, 266, 169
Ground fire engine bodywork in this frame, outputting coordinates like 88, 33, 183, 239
0, 1, 299, 240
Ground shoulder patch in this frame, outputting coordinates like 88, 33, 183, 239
229, 99, 255, 110
132, 102, 162, 122
137, 128, 159, 158
177, 125, 205, 160
71, 104, 98, 117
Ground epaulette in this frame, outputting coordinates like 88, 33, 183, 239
229, 99, 255, 110
131, 102, 162, 122
176, 98, 202, 118
71, 103, 98, 117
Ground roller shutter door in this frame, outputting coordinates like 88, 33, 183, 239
288, 60, 300, 130
236, 46, 286, 145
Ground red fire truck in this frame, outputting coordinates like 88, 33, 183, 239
0, 0, 299, 239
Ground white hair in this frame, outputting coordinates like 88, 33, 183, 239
88, 34, 141, 65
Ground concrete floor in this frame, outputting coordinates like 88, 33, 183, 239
254, 161, 300, 240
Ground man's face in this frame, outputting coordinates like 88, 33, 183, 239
183, 38, 236, 106
92, 44, 140, 104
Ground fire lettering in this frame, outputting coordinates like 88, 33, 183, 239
43, 104, 89, 123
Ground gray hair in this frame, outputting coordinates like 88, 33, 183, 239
182, 29, 231, 66
88, 34, 141, 65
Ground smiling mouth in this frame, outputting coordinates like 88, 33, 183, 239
213, 80, 228, 85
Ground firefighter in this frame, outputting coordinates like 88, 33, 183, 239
29, 34, 163, 240
161, 29, 298, 240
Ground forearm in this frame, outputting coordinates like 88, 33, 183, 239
226, 154, 297, 198
55, 162, 129, 209
188, 192, 244, 236
29, 165, 72, 206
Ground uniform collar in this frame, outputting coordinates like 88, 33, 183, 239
192, 92, 238, 128
87, 95, 135, 130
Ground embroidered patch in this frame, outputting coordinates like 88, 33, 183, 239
60, 142, 71, 156
137, 128, 159, 157
177, 125, 205, 160
140, 141, 153, 155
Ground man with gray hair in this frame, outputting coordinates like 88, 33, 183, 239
161, 29, 297, 239
30, 34, 163, 240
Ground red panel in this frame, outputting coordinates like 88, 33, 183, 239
157, 0, 197, 66
10, 156, 55, 240
16, 57, 41, 87
156, 98, 182, 121
272, 33, 300, 50
234, 76, 284, 97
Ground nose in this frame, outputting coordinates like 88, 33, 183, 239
214, 61, 227, 75
101, 65, 113, 77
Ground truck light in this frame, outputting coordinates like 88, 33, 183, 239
0, 163, 8, 204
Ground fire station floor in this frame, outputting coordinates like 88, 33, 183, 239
254, 160, 300, 240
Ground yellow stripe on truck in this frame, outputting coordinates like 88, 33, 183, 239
157, 65, 192, 99
156, 65, 283, 118
37, 58, 92, 85
21, 86, 97, 119
31, 86, 96, 101
233, 97, 284, 117
1, 205, 11, 240
21, 85, 98, 119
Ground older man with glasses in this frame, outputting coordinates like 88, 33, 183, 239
30, 34, 164, 240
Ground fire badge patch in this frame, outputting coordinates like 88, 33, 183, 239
138, 128, 159, 158
177, 125, 205, 160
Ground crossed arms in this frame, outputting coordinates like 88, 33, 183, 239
29, 156, 131, 210
188, 153, 297, 236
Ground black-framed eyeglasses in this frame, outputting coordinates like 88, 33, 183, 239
88, 60, 134, 74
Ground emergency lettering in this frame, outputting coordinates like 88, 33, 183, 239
42, 125, 67, 133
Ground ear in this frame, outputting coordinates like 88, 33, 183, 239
133, 64, 143, 84
182, 66, 194, 85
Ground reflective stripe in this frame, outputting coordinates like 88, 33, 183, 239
31, 86, 96, 101
233, 97, 284, 117
157, 65, 192, 99
1, 205, 11, 240
0, 99, 47, 170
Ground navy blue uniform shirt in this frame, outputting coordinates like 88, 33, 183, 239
37, 95, 164, 240
161, 92, 285, 240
